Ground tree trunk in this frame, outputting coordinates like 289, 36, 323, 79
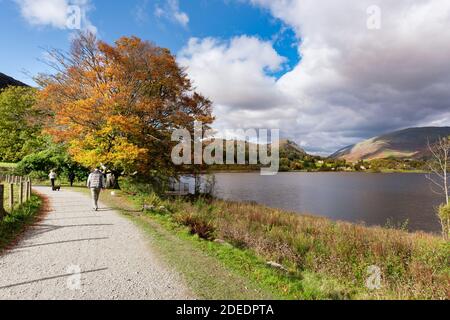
444, 153, 448, 205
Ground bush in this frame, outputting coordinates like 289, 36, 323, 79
438, 204, 450, 240
171, 200, 217, 240
175, 211, 216, 240
16, 144, 89, 182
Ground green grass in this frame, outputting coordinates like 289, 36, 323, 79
0, 162, 17, 176
0, 195, 42, 252
369, 169, 428, 174
0, 163, 17, 169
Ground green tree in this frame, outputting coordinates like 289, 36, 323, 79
0, 86, 44, 162
16, 143, 89, 182
280, 158, 291, 172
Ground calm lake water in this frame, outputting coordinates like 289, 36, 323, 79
213, 172, 442, 233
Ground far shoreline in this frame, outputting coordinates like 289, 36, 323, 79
205, 169, 429, 174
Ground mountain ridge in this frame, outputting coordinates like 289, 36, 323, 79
0, 72, 29, 89
331, 127, 450, 162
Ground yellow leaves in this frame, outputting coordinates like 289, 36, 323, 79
82, 114, 150, 173
109, 137, 147, 169
107, 115, 140, 136
68, 128, 146, 174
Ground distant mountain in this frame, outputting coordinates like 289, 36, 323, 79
331, 127, 450, 162
0, 72, 29, 89
202, 138, 309, 163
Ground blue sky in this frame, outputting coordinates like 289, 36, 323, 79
1, 0, 449, 154
0, 0, 298, 84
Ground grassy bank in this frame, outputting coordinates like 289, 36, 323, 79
0, 163, 17, 169
87, 182, 448, 300
0, 195, 42, 252
0, 162, 16, 176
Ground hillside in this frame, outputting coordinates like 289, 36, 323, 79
331, 127, 450, 162
0, 72, 28, 89
279, 139, 308, 159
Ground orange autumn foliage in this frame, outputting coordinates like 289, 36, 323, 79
36, 32, 214, 179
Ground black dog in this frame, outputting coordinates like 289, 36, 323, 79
52, 186, 61, 191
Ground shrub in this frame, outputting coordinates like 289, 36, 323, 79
16, 144, 89, 182
175, 211, 216, 240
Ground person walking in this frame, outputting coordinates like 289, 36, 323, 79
68, 171, 76, 187
49, 170, 57, 190
87, 168, 105, 211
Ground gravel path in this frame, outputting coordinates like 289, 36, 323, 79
0, 186, 194, 300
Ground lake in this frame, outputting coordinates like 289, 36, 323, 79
213, 172, 443, 233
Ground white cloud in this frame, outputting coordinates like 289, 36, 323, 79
173, 11, 189, 26
15, 0, 96, 33
255, 0, 450, 152
180, 0, 450, 154
179, 36, 287, 110
155, 0, 189, 27
178, 36, 297, 136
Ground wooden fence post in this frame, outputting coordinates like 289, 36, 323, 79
25, 181, 30, 202
0, 185, 5, 217
9, 183, 14, 211
28, 179, 32, 199
19, 183, 24, 205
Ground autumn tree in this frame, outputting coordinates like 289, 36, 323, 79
36, 33, 214, 188
0, 86, 45, 162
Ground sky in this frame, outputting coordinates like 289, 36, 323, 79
1, 0, 450, 155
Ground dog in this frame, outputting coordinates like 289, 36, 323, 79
52, 186, 61, 191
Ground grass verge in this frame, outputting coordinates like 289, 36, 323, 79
0, 163, 17, 169
0, 195, 43, 252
